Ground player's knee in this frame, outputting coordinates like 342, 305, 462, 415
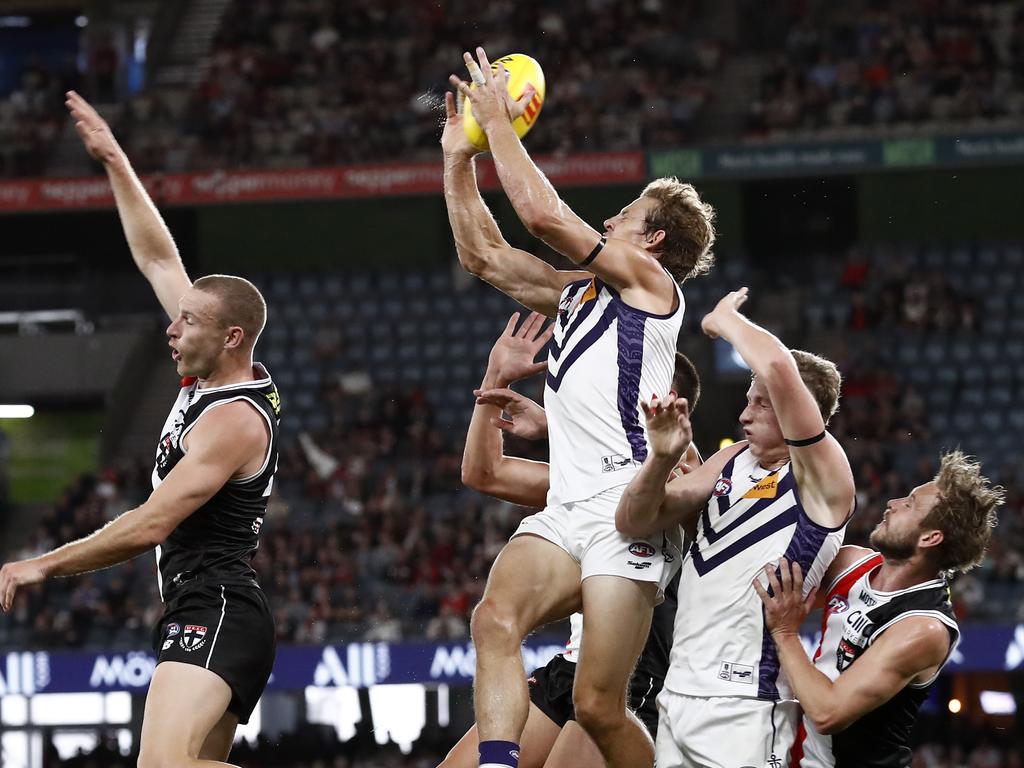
573, 685, 626, 735
470, 598, 522, 651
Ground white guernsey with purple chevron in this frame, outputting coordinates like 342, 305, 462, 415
543, 273, 685, 507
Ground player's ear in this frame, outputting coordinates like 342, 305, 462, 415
224, 326, 245, 350
918, 527, 944, 551
644, 228, 666, 250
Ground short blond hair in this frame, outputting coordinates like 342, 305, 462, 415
923, 450, 1004, 573
640, 177, 716, 282
193, 274, 267, 349
790, 350, 842, 424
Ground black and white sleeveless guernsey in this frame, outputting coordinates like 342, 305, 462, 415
151, 364, 281, 601
792, 551, 960, 768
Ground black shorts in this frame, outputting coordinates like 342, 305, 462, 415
526, 654, 661, 739
151, 582, 275, 724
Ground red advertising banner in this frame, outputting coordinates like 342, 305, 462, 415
0, 152, 646, 213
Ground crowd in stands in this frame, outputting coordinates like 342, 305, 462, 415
0, 56, 77, 178
747, 0, 1024, 139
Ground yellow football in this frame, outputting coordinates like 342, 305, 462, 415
463, 53, 546, 151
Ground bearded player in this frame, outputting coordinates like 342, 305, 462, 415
757, 450, 1003, 767
443, 47, 715, 768
0, 92, 279, 768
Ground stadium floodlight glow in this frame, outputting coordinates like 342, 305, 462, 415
979, 690, 1016, 715
719, 437, 736, 450
0, 405, 33, 418
947, 698, 962, 714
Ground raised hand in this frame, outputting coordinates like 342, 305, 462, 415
641, 392, 692, 461
448, 47, 536, 135
65, 90, 123, 165
752, 557, 816, 639
440, 90, 480, 159
701, 287, 750, 340
485, 311, 553, 387
473, 387, 548, 441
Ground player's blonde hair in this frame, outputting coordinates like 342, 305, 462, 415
193, 274, 267, 350
641, 177, 716, 282
923, 450, 1004, 574
790, 350, 842, 424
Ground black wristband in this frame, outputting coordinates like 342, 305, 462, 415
785, 431, 827, 447
580, 235, 607, 267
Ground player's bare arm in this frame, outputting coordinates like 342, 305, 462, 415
441, 88, 588, 317
473, 387, 548, 442
452, 48, 676, 314
755, 558, 950, 734
702, 288, 855, 527
66, 90, 190, 321
462, 313, 551, 506
0, 402, 267, 612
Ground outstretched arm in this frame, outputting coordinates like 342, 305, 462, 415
0, 403, 266, 611
755, 559, 951, 734
66, 91, 190, 320
441, 91, 587, 317
452, 49, 675, 313
702, 288, 854, 528
461, 313, 551, 506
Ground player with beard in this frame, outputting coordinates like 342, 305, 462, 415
0, 92, 280, 768
756, 450, 1003, 768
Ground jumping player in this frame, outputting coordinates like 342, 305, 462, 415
616, 288, 855, 768
443, 47, 715, 768
756, 450, 1003, 767
441, 312, 701, 768
0, 92, 280, 768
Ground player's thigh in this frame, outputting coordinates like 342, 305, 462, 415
574, 575, 657, 699
479, 534, 583, 632
542, 720, 605, 768
198, 709, 239, 762
438, 705, 562, 768
139, 661, 233, 762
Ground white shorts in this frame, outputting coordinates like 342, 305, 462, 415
512, 486, 681, 593
655, 690, 800, 768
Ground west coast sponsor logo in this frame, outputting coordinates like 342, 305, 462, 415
179, 624, 208, 652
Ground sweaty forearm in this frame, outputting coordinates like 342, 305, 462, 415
485, 121, 570, 244
773, 633, 841, 728
715, 312, 792, 380
105, 155, 182, 276
616, 452, 679, 536
39, 507, 160, 578
443, 155, 508, 270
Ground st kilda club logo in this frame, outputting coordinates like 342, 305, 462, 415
179, 624, 208, 652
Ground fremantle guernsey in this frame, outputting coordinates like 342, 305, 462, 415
544, 274, 684, 506
151, 364, 281, 602
667, 446, 846, 700
793, 551, 959, 768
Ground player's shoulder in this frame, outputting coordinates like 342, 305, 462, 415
190, 398, 270, 446
823, 545, 877, 590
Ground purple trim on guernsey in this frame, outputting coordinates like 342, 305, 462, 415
556, 279, 591, 331
615, 308, 648, 462
700, 470, 796, 545
756, 516, 832, 699
546, 304, 616, 392
689, 507, 799, 577
604, 272, 681, 320
551, 282, 601, 362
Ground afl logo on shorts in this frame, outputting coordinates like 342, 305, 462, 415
628, 542, 656, 558
179, 624, 208, 652
713, 477, 732, 497
165, 622, 181, 638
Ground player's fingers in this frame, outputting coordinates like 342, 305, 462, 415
503, 312, 520, 337
449, 75, 474, 100
464, 51, 486, 86
640, 399, 652, 418
538, 322, 554, 345
764, 564, 782, 596
444, 91, 457, 119
492, 417, 516, 432
792, 561, 804, 594
804, 585, 818, 609
526, 361, 547, 376
476, 47, 492, 82
752, 577, 770, 604
778, 557, 791, 591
